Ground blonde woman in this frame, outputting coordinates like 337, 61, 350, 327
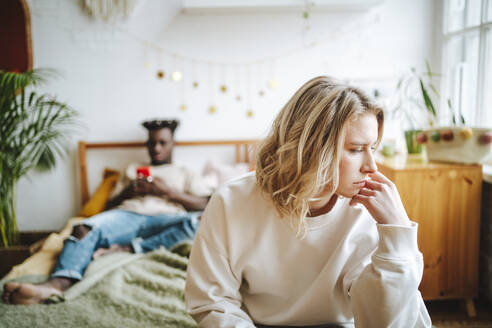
185, 76, 431, 327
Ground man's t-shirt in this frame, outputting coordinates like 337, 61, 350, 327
109, 163, 213, 215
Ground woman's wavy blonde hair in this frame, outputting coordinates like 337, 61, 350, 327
256, 76, 384, 234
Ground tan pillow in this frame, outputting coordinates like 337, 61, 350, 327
4, 168, 121, 280
4, 217, 85, 280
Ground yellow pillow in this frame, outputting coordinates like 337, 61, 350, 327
78, 168, 120, 217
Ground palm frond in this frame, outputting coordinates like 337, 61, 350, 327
0, 69, 77, 247
35, 144, 58, 171
396, 78, 403, 90
429, 82, 440, 97
425, 60, 432, 80
447, 99, 457, 125
419, 78, 437, 117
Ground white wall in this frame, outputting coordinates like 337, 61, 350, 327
17, 0, 440, 231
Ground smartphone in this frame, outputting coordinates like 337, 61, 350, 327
136, 166, 151, 178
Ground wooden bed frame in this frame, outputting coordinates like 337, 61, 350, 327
77, 139, 259, 205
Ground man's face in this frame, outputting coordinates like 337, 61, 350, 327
146, 128, 174, 165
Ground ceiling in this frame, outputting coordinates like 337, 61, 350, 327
180, 0, 385, 14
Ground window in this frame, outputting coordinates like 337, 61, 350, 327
442, 0, 492, 126
483, 28, 492, 125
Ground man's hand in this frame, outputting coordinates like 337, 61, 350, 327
107, 175, 208, 211
122, 176, 174, 198
150, 177, 174, 198
120, 178, 147, 198
106, 177, 174, 209
349, 171, 411, 226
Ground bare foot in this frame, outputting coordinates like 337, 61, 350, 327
2, 281, 63, 305
92, 244, 132, 260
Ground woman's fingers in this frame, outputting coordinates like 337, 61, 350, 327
358, 187, 377, 197
365, 172, 394, 193
368, 171, 393, 185
351, 173, 411, 226
350, 194, 372, 207
364, 179, 384, 191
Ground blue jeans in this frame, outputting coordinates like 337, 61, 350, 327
51, 210, 200, 281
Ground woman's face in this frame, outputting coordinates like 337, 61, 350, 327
336, 113, 379, 198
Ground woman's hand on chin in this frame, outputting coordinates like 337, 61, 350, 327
349, 171, 411, 226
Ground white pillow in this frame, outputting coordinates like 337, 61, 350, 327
202, 160, 251, 189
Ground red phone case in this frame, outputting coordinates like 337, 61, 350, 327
136, 166, 151, 177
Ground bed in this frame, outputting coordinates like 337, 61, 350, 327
0, 139, 258, 328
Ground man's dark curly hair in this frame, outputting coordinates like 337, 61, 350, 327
142, 119, 179, 134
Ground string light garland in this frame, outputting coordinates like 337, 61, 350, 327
109, 9, 378, 67
179, 63, 187, 112
191, 60, 199, 88
246, 64, 254, 118
208, 64, 217, 115
103, 7, 379, 117
171, 71, 183, 81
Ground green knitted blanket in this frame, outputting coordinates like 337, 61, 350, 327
0, 244, 196, 328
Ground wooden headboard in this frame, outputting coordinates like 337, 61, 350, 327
78, 139, 259, 204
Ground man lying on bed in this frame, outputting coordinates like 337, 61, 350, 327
2, 119, 211, 305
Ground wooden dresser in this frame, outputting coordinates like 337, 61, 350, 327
377, 155, 482, 316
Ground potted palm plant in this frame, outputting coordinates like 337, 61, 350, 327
0, 69, 78, 248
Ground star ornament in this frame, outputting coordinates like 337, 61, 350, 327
171, 71, 183, 81
269, 79, 279, 89
180, 104, 188, 111
220, 85, 228, 93
208, 106, 217, 114
247, 109, 254, 118
156, 70, 165, 79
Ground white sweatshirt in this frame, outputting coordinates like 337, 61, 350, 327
185, 173, 432, 327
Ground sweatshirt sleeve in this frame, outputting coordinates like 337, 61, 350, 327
345, 222, 432, 327
185, 192, 256, 328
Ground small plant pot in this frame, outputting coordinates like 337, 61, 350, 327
404, 129, 424, 154
0, 246, 31, 277
0, 232, 51, 277
420, 126, 492, 164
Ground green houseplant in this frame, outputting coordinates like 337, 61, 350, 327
392, 61, 444, 154
0, 69, 77, 247
391, 62, 492, 163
